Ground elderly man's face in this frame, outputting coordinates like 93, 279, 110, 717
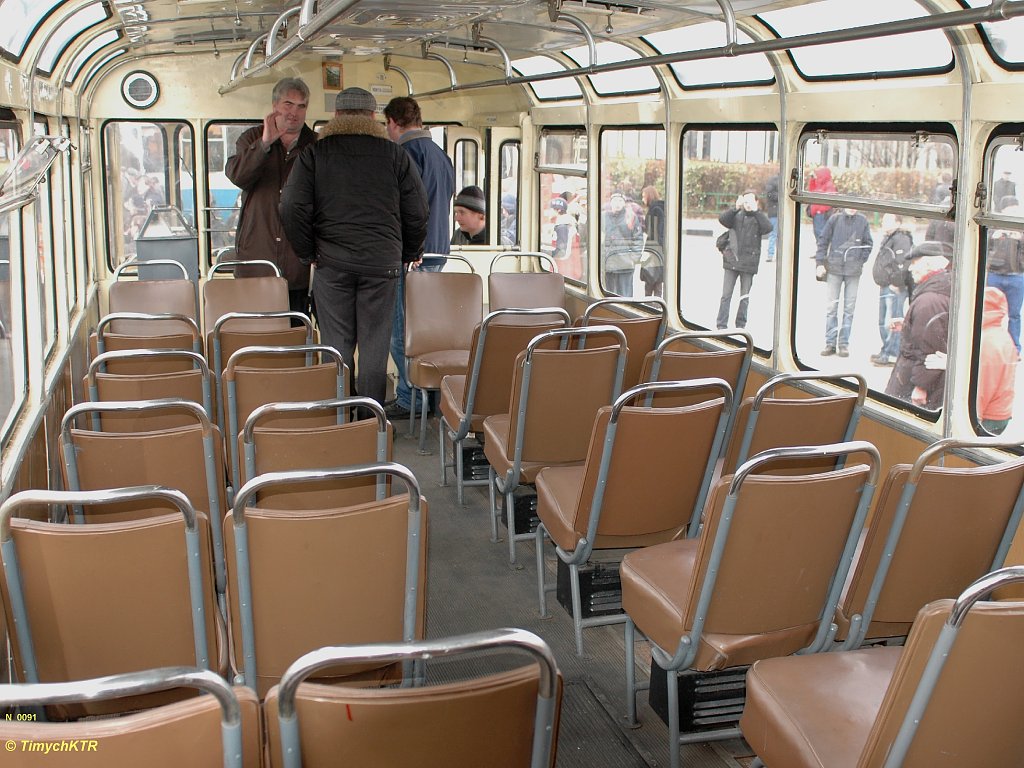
273, 89, 308, 135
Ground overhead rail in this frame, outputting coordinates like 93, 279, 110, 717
413, 1, 1024, 97
384, 55, 413, 94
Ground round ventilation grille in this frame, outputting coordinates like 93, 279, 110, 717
121, 71, 159, 110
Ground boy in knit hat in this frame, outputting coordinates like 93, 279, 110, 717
451, 185, 488, 245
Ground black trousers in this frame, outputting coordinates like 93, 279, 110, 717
312, 267, 397, 405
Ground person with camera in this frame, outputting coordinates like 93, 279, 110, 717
716, 190, 772, 329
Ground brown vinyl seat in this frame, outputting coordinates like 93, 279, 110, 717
0, 487, 223, 716
482, 325, 627, 564
91, 311, 203, 373
833, 436, 1024, 650
264, 628, 561, 768
240, 396, 393, 509
404, 266, 483, 451
202, 259, 290, 335
59, 399, 229, 594
222, 344, 348, 490
719, 371, 867, 478
621, 442, 881, 768
85, 349, 215, 432
439, 307, 571, 504
488, 252, 566, 322
534, 378, 733, 655
0, 668, 261, 768
576, 297, 667, 390
639, 330, 753, 410
223, 463, 428, 698
109, 257, 198, 325
740, 566, 1024, 768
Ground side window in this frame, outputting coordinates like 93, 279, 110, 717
974, 137, 1024, 437
538, 130, 588, 283
794, 129, 956, 413
680, 127, 780, 350
0, 126, 22, 437
206, 121, 259, 259
599, 128, 666, 298
499, 140, 520, 248
102, 121, 195, 270
452, 137, 483, 244
33, 120, 57, 356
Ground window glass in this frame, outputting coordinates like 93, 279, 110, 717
60, 121, 77, 309
974, 139, 1024, 437
795, 130, 958, 413
563, 41, 659, 95
0, 127, 22, 436
511, 55, 583, 101
66, 29, 118, 84
37, 1, 106, 75
499, 140, 520, 248
680, 128, 779, 350
205, 121, 259, 258
644, 23, 774, 88
452, 138, 483, 244
102, 121, 195, 270
962, 0, 1024, 66
598, 128, 666, 298
0, 0, 61, 59
33, 121, 56, 355
80, 48, 124, 92
538, 130, 588, 284
758, 0, 952, 78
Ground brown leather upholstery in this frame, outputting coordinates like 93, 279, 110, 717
265, 667, 552, 768
109, 279, 198, 333
246, 419, 394, 509
835, 455, 1024, 643
0, 683, 261, 768
203, 275, 290, 335
578, 300, 665, 390
741, 597, 1024, 768
622, 463, 874, 671
405, 270, 483, 391
208, 327, 310, 375
639, 346, 747, 409
488, 272, 565, 318
89, 331, 199, 373
223, 494, 429, 697
1, 513, 223, 714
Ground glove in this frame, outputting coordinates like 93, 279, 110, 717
815, 265, 826, 281
924, 351, 947, 371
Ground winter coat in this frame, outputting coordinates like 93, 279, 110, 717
987, 231, 1024, 275
885, 270, 951, 410
397, 128, 455, 264
225, 124, 317, 289
279, 115, 429, 278
871, 229, 914, 287
815, 211, 873, 277
719, 207, 773, 275
808, 167, 836, 218
978, 286, 1017, 421
924, 219, 955, 246
763, 176, 780, 218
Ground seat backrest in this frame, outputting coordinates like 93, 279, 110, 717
837, 438, 1024, 647
488, 272, 566, 317
0, 487, 221, 715
577, 298, 667, 390
858, 567, 1024, 767
242, 397, 393, 508
0, 668, 261, 768
405, 270, 483, 358
109, 279, 198, 332
720, 372, 866, 476
677, 442, 880, 671
504, 326, 626, 466
639, 331, 752, 409
224, 464, 427, 697
570, 379, 733, 552
263, 628, 560, 768
203, 261, 290, 334
92, 312, 203, 370
458, 309, 571, 422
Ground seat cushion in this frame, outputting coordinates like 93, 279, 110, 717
483, 414, 576, 485
409, 350, 471, 390
621, 540, 699, 657
740, 646, 902, 768
536, 465, 587, 551
440, 375, 486, 435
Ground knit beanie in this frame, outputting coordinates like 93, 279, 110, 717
454, 185, 486, 214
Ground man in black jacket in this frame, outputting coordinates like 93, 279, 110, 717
717, 191, 772, 329
815, 208, 873, 357
281, 87, 429, 405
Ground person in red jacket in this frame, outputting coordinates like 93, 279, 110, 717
978, 286, 1017, 434
807, 166, 837, 243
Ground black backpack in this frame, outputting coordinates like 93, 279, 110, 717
716, 231, 731, 253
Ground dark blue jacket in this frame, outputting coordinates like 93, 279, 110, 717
398, 129, 455, 267
816, 211, 873, 277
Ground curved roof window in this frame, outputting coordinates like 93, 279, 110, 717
961, 0, 1024, 68
38, 1, 108, 76
66, 28, 118, 84
643, 22, 775, 89
511, 55, 583, 101
758, 0, 953, 79
80, 47, 126, 92
0, 0, 62, 61
563, 41, 659, 96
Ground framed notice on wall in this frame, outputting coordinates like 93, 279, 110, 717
322, 61, 342, 90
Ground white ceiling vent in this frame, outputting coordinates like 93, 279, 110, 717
121, 70, 159, 110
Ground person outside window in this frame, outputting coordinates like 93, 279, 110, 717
986, 203, 1024, 353
978, 286, 1017, 434
602, 192, 642, 296
815, 208, 873, 357
451, 185, 487, 245
717, 190, 772, 329
763, 175, 780, 262
870, 213, 913, 367
808, 166, 836, 243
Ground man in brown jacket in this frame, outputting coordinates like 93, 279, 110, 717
225, 77, 317, 314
